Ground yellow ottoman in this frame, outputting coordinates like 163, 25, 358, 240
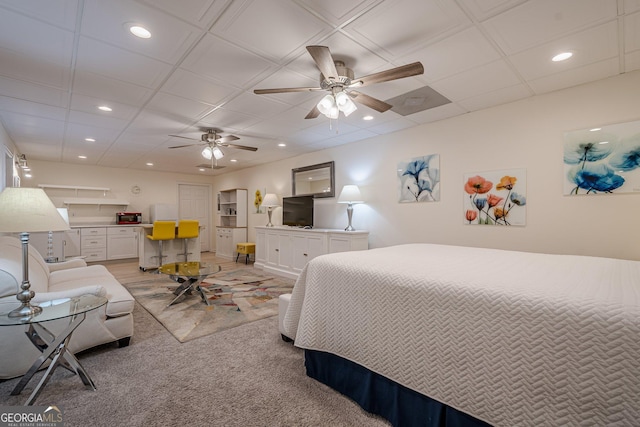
235, 242, 255, 264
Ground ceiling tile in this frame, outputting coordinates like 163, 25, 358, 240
64, 122, 122, 145
399, 27, 502, 82
81, 0, 203, 64
0, 111, 66, 142
296, 0, 378, 26
0, 0, 78, 30
76, 37, 173, 88
457, 84, 531, 111
137, 0, 231, 29
624, 11, 640, 53
69, 93, 139, 121
73, 70, 153, 107
457, 0, 527, 21
509, 22, 619, 80
181, 33, 275, 88
146, 92, 215, 120
482, 0, 617, 55
211, 0, 330, 61
67, 109, 131, 130
345, 0, 470, 58
0, 77, 68, 108
222, 92, 292, 119
430, 60, 521, 101
0, 47, 71, 89
162, 68, 238, 105
198, 106, 263, 130
0, 97, 67, 121
527, 57, 620, 94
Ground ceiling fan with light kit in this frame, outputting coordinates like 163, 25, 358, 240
168, 128, 257, 163
254, 45, 424, 120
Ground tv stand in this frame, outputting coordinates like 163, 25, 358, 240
255, 226, 369, 279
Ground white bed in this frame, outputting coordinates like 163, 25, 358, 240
284, 243, 640, 427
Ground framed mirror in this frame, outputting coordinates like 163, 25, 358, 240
292, 161, 335, 198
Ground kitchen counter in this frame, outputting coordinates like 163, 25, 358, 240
69, 223, 152, 228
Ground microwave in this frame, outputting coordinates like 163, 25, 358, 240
116, 212, 142, 224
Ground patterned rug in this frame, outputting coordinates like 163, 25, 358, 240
124, 267, 295, 342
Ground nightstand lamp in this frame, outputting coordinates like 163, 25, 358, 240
261, 193, 279, 227
0, 187, 70, 317
337, 185, 364, 231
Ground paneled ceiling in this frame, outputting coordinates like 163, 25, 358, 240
0, 0, 638, 176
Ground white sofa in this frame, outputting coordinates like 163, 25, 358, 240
0, 236, 135, 379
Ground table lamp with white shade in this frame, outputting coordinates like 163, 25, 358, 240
261, 193, 280, 227
337, 185, 364, 231
0, 187, 70, 318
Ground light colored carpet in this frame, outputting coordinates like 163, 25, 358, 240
125, 268, 295, 342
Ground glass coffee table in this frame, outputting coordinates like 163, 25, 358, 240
158, 261, 221, 307
0, 293, 107, 405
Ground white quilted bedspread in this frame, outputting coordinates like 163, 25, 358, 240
284, 244, 640, 427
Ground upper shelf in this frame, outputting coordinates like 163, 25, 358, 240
62, 198, 129, 206
38, 184, 110, 191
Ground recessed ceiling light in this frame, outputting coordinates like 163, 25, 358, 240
23, 167, 31, 172
598, 141, 609, 145
98, 105, 112, 112
78, 155, 87, 159
85, 138, 96, 142
230, 159, 238, 162
552, 52, 573, 62
129, 25, 151, 39
277, 143, 286, 147
199, 168, 205, 172
363, 115, 374, 121
146, 162, 153, 166
589, 128, 601, 132
24, 173, 32, 178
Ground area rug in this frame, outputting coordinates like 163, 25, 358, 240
124, 268, 295, 342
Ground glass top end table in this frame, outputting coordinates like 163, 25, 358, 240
158, 262, 221, 307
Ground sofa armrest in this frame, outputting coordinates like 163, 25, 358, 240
31, 285, 106, 303
47, 258, 88, 272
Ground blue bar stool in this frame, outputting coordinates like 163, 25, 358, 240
176, 220, 199, 261
145, 221, 176, 271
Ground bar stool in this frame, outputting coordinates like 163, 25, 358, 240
176, 220, 199, 262
146, 221, 176, 270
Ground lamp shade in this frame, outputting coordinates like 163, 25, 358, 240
0, 187, 70, 232
261, 193, 279, 207
337, 185, 364, 204
201, 146, 212, 160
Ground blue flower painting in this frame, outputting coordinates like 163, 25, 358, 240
398, 154, 440, 203
564, 120, 640, 195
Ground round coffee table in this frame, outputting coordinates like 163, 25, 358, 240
158, 261, 221, 307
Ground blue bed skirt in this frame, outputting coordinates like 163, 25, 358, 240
305, 349, 492, 427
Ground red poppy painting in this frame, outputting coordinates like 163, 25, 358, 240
463, 169, 527, 226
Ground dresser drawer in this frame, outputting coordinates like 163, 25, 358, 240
81, 235, 106, 249
81, 227, 106, 237
82, 248, 107, 262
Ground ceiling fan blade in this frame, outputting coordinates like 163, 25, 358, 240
305, 105, 320, 119
169, 143, 202, 149
216, 135, 240, 143
168, 134, 200, 141
307, 46, 339, 82
219, 143, 258, 152
350, 62, 424, 88
349, 91, 392, 113
254, 87, 321, 94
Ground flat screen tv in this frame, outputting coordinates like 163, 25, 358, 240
282, 195, 314, 228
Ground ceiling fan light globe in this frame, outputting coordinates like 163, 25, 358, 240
201, 147, 213, 160
340, 98, 357, 116
334, 91, 350, 107
328, 105, 340, 119
317, 94, 335, 115
212, 147, 224, 160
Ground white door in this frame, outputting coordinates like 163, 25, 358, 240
178, 184, 211, 252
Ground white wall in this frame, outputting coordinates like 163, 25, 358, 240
7, 71, 639, 261
214, 70, 640, 261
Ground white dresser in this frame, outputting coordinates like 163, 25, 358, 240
255, 226, 369, 279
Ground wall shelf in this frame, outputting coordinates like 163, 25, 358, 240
63, 198, 129, 207
39, 184, 111, 197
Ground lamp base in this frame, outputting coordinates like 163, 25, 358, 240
344, 203, 356, 232
266, 208, 275, 227
8, 303, 42, 318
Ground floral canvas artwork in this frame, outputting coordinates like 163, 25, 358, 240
397, 154, 440, 203
563, 120, 640, 195
463, 169, 526, 226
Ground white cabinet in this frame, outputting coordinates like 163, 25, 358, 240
216, 188, 248, 260
216, 227, 247, 260
64, 228, 81, 258
255, 227, 369, 279
106, 227, 138, 260
291, 233, 326, 273
81, 227, 107, 262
